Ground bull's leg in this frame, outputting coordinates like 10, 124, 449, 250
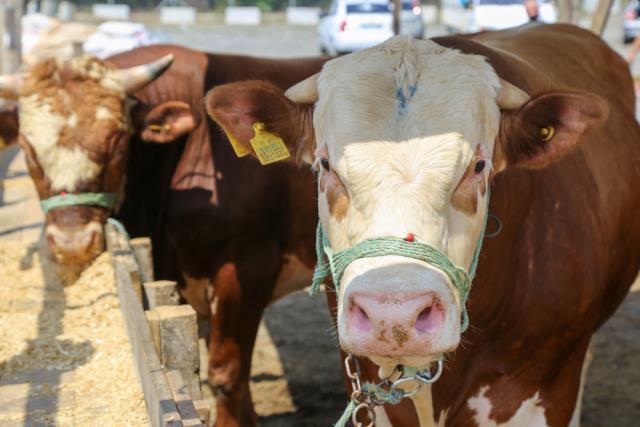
569, 339, 594, 427
207, 257, 279, 427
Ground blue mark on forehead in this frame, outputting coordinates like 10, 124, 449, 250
396, 85, 417, 115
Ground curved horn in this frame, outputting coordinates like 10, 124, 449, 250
497, 78, 529, 110
285, 72, 319, 104
114, 54, 174, 94
0, 74, 24, 99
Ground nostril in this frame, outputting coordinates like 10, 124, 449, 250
415, 303, 443, 333
350, 302, 372, 333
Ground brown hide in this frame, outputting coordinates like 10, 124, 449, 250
110, 45, 328, 426
207, 25, 640, 426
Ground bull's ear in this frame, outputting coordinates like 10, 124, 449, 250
494, 92, 609, 171
205, 80, 313, 164
140, 101, 196, 143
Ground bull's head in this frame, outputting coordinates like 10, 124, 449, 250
0, 55, 195, 279
205, 37, 608, 371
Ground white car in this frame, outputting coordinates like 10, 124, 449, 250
442, 0, 556, 33
318, 0, 394, 55
474, 0, 556, 31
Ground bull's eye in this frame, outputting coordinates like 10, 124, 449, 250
474, 160, 486, 174
320, 158, 331, 172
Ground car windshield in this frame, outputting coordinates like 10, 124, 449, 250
346, 2, 391, 13
478, 0, 522, 4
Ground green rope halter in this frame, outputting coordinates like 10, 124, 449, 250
40, 192, 118, 214
313, 197, 489, 426
310, 190, 490, 333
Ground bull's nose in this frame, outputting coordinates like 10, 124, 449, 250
346, 291, 445, 355
45, 227, 103, 264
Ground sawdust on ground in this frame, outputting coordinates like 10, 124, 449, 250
0, 239, 147, 425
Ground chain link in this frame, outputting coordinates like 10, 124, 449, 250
344, 354, 444, 426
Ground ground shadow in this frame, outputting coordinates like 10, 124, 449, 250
583, 289, 640, 427
0, 245, 94, 426
259, 291, 346, 427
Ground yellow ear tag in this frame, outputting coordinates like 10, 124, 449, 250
249, 122, 290, 165
539, 126, 555, 142
226, 131, 251, 158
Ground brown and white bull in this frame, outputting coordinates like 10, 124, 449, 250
0, 46, 327, 426
207, 24, 640, 426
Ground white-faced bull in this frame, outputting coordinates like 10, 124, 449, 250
207, 25, 640, 426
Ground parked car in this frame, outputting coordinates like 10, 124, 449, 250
400, 0, 426, 39
441, 0, 556, 33
624, 0, 640, 44
318, 0, 393, 55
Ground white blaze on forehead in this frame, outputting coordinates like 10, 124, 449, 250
314, 36, 499, 266
468, 386, 549, 427
20, 94, 101, 192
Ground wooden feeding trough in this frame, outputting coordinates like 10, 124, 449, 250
105, 222, 210, 426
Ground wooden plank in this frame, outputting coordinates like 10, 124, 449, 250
166, 370, 205, 426
144, 280, 180, 309
105, 223, 143, 304
131, 237, 154, 284
591, 0, 615, 36
105, 223, 182, 427
146, 310, 162, 356
155, 305, 202, 400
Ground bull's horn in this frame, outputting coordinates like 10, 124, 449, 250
114, 54, 174, 94
285, 72, 319, 104
497, 78, 529, 109
0, 74, 24, 99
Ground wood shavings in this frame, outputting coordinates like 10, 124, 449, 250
0, 239, 148, 425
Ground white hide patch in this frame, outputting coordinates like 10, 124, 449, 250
468, 386, 549, 427
20, 94, 101, 192
96, 106, 114, 120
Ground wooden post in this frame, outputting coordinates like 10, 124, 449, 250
591, 0, 615, 36
105, 223, 182, 427
193, 400, 211, 426
0, 0, 22, 75
153, 305, 202, 400
392, 0, 401, 35
557, 0, 573, 24
131, 237, 154, 284
166, 370, 205, 426
144, 280, 180, 309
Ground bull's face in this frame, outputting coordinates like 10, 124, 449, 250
0, 55, 195, 278
206, 37, 608, 370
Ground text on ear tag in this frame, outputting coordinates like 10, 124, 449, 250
250, 122, 290, 165
539, 126, 555, 142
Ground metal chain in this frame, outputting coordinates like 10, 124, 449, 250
344, 354, 444, 427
